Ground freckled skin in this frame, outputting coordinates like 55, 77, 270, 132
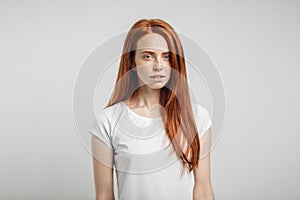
133, 33, 172, 90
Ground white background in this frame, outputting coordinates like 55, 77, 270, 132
1, 1, 299, 199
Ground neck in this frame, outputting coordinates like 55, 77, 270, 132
130, 86, 160, 109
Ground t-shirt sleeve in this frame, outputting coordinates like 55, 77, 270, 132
89, 110, 114, 150
197, 105, 213, 139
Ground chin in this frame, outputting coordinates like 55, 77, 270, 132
139, 79, 169, 90
148, 83, 167, 90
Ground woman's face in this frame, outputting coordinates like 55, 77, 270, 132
133, 33, 172, 90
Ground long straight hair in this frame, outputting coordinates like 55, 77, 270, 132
104, 18, 201, 176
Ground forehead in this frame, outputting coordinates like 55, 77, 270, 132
136, 33, 169, 52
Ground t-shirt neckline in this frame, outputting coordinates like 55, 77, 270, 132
120, 101, 162, 120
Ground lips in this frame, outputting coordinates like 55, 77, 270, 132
150, 75, 165, 78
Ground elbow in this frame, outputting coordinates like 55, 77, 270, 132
95, 191, 115, 200
95, 195, 115, 200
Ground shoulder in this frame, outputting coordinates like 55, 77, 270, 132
191, 102, 213, 137
95, 102, 123, 125
92, 102, 123, 138
191, 102, 211, 119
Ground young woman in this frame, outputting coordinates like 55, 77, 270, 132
90, 18, 215, 200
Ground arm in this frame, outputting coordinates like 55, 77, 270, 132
193, 128, 215, 200
91, 135, 115, 200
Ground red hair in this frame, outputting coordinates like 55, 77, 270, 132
104, 18, 201, 176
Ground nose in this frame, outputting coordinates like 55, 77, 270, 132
153, 63, 162, 71
153, 57, 163, 71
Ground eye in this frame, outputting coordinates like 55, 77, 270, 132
164, 54, 170, 60
143, 54, 153, 60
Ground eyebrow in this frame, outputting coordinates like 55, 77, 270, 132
140, 50, 170, 54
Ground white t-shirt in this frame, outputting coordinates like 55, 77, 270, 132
89, 101, 213, 200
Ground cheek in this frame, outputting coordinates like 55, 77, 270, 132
135, 58, 152, 69
166, 66, 172, 76
134, 58, 148, 75
136, 67, 150, 78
